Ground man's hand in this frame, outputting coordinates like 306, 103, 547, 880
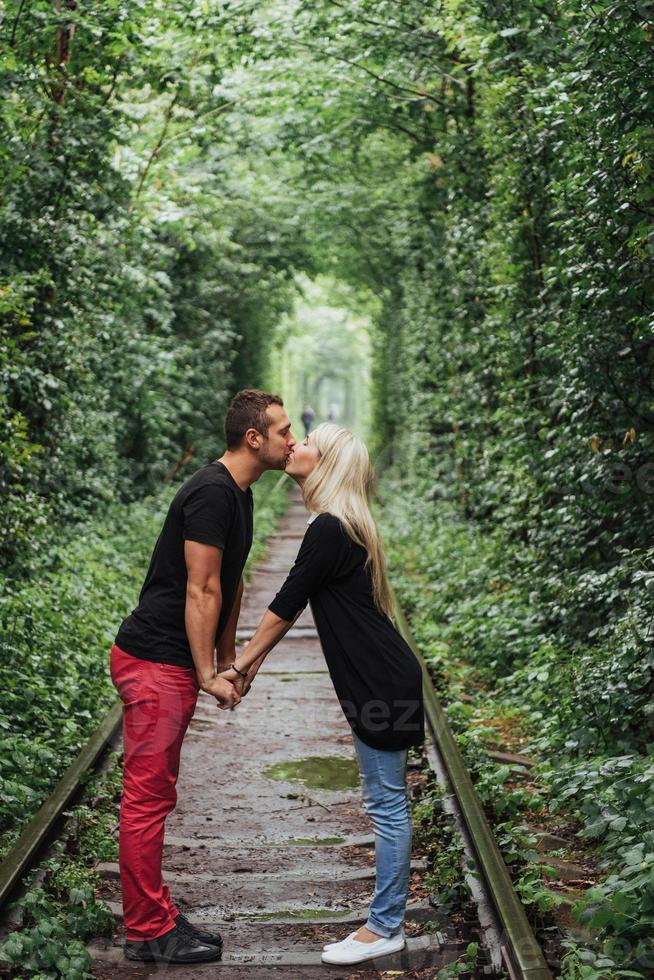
201, 674, 241, 709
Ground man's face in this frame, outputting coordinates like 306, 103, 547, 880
257, 404, 296, 470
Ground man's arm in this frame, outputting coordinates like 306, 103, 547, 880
215, 574, 244, 672
184, 540, 240, 709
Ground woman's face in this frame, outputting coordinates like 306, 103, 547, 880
285, 431, 320, 481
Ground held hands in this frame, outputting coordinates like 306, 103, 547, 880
200, 655, 254, 708
204, 643, 258, 704
209, 646, 246, 704
201, 673, 241, 709
216, 642, 257, 698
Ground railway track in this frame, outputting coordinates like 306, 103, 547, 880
0, 489, 554, 978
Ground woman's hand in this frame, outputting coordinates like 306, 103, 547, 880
218, 665, 251, 697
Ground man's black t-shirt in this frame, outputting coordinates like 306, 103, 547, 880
115, 461, 253, 668
268, 513, 425, 752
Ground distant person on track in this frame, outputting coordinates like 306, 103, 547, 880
109, 389, 295, 965
300, 403, 315, 436
220, 422, 425, 967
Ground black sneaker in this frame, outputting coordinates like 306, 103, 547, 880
124, 923, 222, 963
174, 911, 224, 949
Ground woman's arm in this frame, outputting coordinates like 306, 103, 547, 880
238, 610, 294, 671
220, 516, 344, 696
218, 608, 302, 694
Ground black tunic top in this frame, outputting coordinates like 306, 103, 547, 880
268, 512, 425, 751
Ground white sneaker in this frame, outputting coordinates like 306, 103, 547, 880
322, 931, 357, 950
320, 929, 405, 964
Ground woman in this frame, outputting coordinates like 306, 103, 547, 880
219, 422, 425, 966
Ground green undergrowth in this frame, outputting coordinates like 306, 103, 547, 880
413, 771, 471, 919
0, 759, 121, 979
0, 469, 289, 979
0, 491, 169, 863
379, 471, 654, 979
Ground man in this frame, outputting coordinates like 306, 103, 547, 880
110, 389, 295, 965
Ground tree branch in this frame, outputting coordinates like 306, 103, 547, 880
291, 38, 448, 106
134, 89, 181, 198
10, 0, 27, 46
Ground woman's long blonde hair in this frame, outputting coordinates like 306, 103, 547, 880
302, 422, 395, 620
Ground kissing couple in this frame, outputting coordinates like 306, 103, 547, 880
109, 388, 425, 967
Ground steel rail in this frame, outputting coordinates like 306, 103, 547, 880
0, 701, 122, 913
394, 600, 553, 979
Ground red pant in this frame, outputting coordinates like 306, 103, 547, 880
110, 644, 199, 941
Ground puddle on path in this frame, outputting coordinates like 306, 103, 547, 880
263, 755, 360, 792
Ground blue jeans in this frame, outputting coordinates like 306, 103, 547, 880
352, 732, 412, 938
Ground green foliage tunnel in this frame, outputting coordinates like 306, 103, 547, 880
1, 0, 654, 973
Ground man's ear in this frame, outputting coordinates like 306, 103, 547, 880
244, 427, 262, 450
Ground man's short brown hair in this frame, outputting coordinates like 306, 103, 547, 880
225, 389, 284, 450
